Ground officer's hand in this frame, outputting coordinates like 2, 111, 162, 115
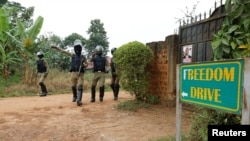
83, 63, 88, 68
44, 72, 48, 78
105, 69, 109, 73
51, 45, 57, 49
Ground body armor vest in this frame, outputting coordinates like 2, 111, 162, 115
37, 59, 47, 73
70, 54, 85, 72
93, 55, 106, 72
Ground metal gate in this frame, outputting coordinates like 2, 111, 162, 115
178, 1, 226, 63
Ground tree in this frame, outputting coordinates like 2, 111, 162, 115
0, 0, 7, 7
36, 34, 63, 70
85, 19, 109, 58
5, 16, 44, 84
113, 41, 153, 101
0, 8, 22, 79
0, 46, 21, 79
0, 2, 41, 83
0, 8, 21, 79
175, 1, 199, 25
63, 33, 86, 49
212, 0, 250, 59
2, 1, 34, 28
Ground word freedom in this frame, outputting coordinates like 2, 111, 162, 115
183, 67, 235, 81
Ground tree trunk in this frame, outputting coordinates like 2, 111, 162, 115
24, 59, 30, 84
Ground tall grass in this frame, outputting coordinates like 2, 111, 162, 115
0, 69, 113, 97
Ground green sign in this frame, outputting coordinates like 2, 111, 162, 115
180, 59, 244, 114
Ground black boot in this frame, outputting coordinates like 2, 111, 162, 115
110, 84, 115, 98
99, 86, 104, 102
76, 86, 83, 106
72, 86, 77, 102
114, 84, 120, 100
39, 82, 47, 97
110, 84, 115, 93
90, 85, 96, 103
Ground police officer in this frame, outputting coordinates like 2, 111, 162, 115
36, 51, 49, 97
89, 45, 109, 102
110, 48, 120, 100
51, 39, 88, 106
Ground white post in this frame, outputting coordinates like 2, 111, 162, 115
176, 64, 182, 141
241, 58, 250, 124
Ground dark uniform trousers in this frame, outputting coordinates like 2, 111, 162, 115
110, 73, 120, 100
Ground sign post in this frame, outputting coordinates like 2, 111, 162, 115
180, 59, 244, 114
242, 58, 250, 124
176, 59, 250, 141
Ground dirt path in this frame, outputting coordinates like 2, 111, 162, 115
0, 91, 191, 141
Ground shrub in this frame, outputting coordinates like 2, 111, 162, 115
113, 41, 153, 101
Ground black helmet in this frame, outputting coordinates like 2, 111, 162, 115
95, 45, 103, 55
111, 48, 117, 55
36, 51, 44, 58
73, 39, 82, 55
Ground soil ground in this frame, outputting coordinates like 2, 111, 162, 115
0, 91, 191, 141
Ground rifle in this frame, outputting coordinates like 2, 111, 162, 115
78, 63, 82, 78
78, 56, 85, 78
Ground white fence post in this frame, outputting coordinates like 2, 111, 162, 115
241, 58, 250, 124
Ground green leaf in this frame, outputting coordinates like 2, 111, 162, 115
234, 31, 244, 35
230, 41, 237, 49
0, 9, 9, 31
214, 47, 223, 60
231, 4, 244, 19
223, 46, 231, 53
16, 19, 26, 40
222, 38, 230, 46
0, 8, 9, 41
224, 17, 231, 25
225, 0, 232, 11
227, 25, 239, 34
243, 19, 250, 30
0, 45, 7, 61
235, 39, 244, 46
213, 33, 220, 38
5, 31, 22, 47
233, 0, 241, 5
211, 39, 221, 49
232, 50, 242, 58
27, 16, 43, 41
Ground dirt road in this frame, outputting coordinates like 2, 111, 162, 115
0, 91, 190, 141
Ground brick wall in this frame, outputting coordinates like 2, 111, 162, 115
146, 35, 179, 107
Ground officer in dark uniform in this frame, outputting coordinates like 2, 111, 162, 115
36, 51, 49, 97
51, 39, 88, 106
89, 45, 109, 102
110, 48, 120, 100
